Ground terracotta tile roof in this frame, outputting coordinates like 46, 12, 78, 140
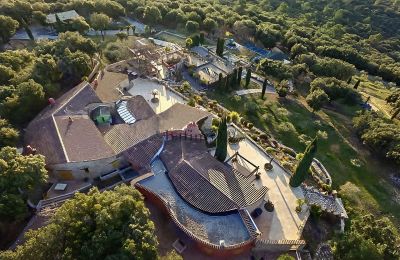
54, 116, 115, 162
95, 71, 127, 102
25, 82, 114, 165
24, 117, 67, 165
125, 95, 155, 120
160, 138, 268, 214
123, 134, 163, 172
104, 103, 209, 154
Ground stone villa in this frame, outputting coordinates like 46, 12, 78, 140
20, 52, 346, 257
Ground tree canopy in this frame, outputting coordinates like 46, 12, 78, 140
332, 214, 400, 259
1, 185, 158, 260
0, 147, 47, 221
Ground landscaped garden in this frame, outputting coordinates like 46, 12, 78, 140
206, 89, 400, 225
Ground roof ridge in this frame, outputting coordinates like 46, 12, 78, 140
51, 82, 92, 162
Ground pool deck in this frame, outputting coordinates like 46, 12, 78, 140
227, 139, 308, 241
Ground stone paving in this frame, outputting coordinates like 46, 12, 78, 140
227, 139, 309, 241
126, 78, 185, 113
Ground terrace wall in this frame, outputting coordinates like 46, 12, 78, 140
49, 155, 123, 181
135, 184, 255, 257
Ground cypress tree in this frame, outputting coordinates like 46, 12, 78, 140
237, 67, 243, 86
354, 79, 361, 89
218, 73, 223, 89
215, 116, 228, 162
245, 69, 251, 87
232, 69, 238, 88
225, 74, 230, 90
216, 38, 221, 56
199, 32, 205, 45
216, 38, 225, 57
261, 78, 267, 99
290, 137, 317, 187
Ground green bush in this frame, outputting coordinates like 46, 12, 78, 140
244, 101, 259, 114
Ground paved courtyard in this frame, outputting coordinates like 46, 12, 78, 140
227, 139, 308, 241
126, 78, 185, 113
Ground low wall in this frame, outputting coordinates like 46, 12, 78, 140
50, 156, 122, 180
135, 184, 255, 256
254, 239, 306, 252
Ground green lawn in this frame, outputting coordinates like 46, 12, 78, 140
208, 90, 400, 225
155, 31, 187, 47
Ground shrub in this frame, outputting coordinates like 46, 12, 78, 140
277, 253, 295, 260
310, 204, 322, 218
229, 111, 240, 123
187, 98, 195, 107
104, 49, 121, 63
244, 101, 259, 114
211, 117, 220, 126
295, 199, 305, 213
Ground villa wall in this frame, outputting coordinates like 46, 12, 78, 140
135, 184, 255, 257
49, 155, 124, 180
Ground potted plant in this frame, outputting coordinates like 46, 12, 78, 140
264, 156, 274, 171
264, 200, 274, 212
296, 199, 305, 213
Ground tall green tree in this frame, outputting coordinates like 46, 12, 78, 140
185, 20, 199, 33
218, 73, 223, 89
290, 137, 317, 187
199, 32, 205, 45
354, 79, 361, 89
2, 1, 34, 40
90, 13, 111, 41
261, 78, 268, 99
306, 89, 329, 112
232, 69, 238, 88
143, 6, 161, 27
216, 38, 225, 57
276, 80, 289, 98
32, 54, 62, 85
1, 79, 45, 125
0, 119, 19, 148
203, 18, 217, 33
0, 64, 15, 85
0, 185, 158, 259
0, 15, 19, 44
332, 214, 400, 259
225, 74, 231, 90
0, 147, 47, 221
237, 67, 243, 86
245, 69, 251, 87
215, 116, 228, 162
70, 17, 90, 34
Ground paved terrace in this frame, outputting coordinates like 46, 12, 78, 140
125, 78, 185, 113
227, 138, 308, 241
138, 159, 251, 246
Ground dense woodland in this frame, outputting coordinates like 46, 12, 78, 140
0, 0, 400, 258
